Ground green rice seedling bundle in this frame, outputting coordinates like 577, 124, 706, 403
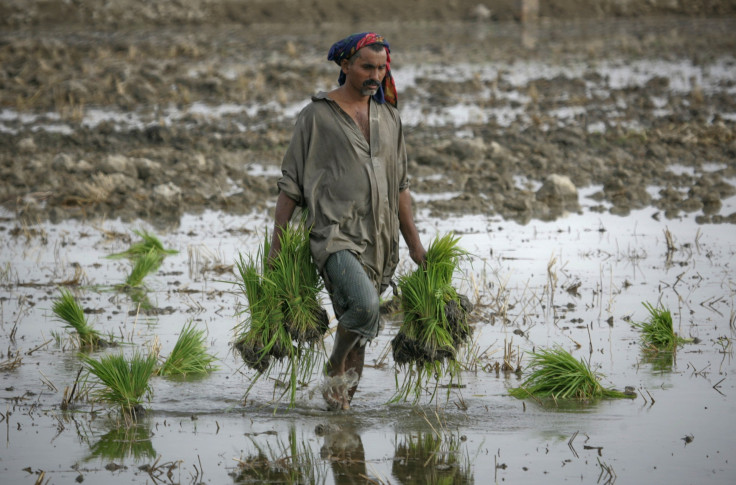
157, 321, 218, 377
124, 248, 163, 288
390, 233, 473, 403
52, 288, 106, 348
82, 351, 157, 417
509, 346, 635, 402
107, 230, 178, 262
233, 240, 293, 374
633, 302, 692, 352
233, 220, 327, 407
267, 220, 329, 344
109, 231, 177, 305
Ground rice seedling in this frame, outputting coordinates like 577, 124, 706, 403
51, 288, 105, 348
509, 346, 635, 401
107, 230, 178, 261
82, 351, 157, 417
267, 222, 329, 344
157, 321, 218, 377
390, 232, 473, 403
124, 248, 163, 288
632, 302, 692, 352
232, 219, 327, 408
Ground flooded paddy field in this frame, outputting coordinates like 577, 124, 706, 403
2, 4, 736, 484
1, 191, 735, 484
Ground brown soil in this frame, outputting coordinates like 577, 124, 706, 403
1, 1, 735, 226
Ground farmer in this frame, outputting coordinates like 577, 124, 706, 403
268, 32, 426, 410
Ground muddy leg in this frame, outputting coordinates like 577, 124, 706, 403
345, 342, 365, 403
324, 324, 361, 410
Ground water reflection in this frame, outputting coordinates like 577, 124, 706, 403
318, 424, 366, 485
85, 420, 156, 462
641, 350, 675, 373
231, 423, 476, 484
233, 425, 329, 484
392, 432, 473, 484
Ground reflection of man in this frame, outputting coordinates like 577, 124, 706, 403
317, 424, 365, 484
269, 32, 426, 410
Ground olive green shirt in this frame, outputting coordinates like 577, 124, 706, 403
277, 92, 409, 291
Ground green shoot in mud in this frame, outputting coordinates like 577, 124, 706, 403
233, 219, 327, 409
391, 232, 473, 404
107, 230, 178, 261
157, 321, 218, 377
633, 302, 693, 352
509, 346, 635, 401
83, 351, 157, 417
52, 288, 103, 348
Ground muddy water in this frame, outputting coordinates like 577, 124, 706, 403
2, 185, 735, 483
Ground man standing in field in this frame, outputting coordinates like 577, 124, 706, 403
269, 32, 427, 410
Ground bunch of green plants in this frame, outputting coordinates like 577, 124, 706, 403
633, 302, 692, 352
391, 232, 473, 403
157, 321, 218, 377
109, 230, 177, 307
51, 288, 107, 348
509, 346, 635, 401
82, 351, 157, 418
233, 219, 327, 407
107, 230, 179, 262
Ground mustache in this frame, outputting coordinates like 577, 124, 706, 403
362, 80, 380, 88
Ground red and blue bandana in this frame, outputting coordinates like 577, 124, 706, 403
327, 32, 398, 107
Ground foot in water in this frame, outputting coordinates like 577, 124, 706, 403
321, 369, 359, 411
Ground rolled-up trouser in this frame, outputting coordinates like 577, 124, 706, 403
323, 250, 380, 340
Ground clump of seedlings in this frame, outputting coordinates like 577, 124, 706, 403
233, 220, 329, 407
633, 302, 692, 352
82, 351, 157, 418
109, 230, 177, 308
509, 346, 636, 402
391, 233, 473, 403
157, 321, 218, 377
52, 288, 111, 348
107, 230, 178, 262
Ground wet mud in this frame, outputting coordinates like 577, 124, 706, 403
2, 5, 736, 227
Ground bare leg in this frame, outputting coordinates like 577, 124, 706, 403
345, 343, 365, 403
324, 324, 361, 410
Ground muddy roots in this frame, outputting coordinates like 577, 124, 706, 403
284, 306, 330, 344
233, 339, 271, 374
391, 294, 473, 367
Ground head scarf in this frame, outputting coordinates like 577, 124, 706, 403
327, 32, 397, 107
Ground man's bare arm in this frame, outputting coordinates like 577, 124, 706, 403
398, 189, 427, 266
268, 191, 298, 261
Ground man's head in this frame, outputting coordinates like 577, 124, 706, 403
327, 32, 397, 107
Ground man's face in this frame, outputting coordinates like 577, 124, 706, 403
341, 46, 387, 98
